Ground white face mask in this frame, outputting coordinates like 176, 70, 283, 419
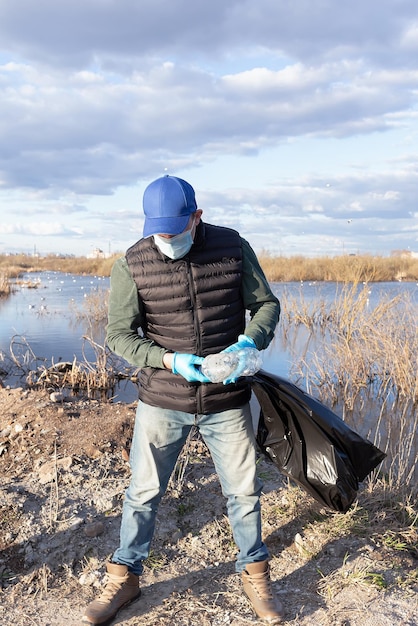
154, 228, 194, 260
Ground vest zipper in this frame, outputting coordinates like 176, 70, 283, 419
186, 258, 204, 414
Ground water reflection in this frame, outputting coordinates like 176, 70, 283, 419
0, 271, 108, 357
1, 272, 417, 485
1, 273, 418, 400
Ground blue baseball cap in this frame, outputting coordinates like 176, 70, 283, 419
142, 175, 198, 237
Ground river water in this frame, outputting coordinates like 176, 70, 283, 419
1, 272, 417, 402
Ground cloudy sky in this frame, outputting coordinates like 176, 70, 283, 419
0, 0, 417, 258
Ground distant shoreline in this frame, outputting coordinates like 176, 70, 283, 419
1, 251, 418, 286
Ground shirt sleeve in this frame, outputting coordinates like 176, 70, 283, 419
240, 238, 281, 350
106, 256, 167, 368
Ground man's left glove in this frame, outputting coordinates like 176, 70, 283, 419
172, 353, 211, 383
221, 335, 258, 384
222, 334, 256, 353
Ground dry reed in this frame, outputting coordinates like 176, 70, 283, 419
259, 253, 418, 283
0, 252, 121, 278
25, 337, 137, 400
2, 261, 417, 500
2, 252, 418, 283
276, 282, 418, 497
0, 272, 11, 296
4, 290, 134, 400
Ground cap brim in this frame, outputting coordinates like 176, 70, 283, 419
143, 214, 191, 238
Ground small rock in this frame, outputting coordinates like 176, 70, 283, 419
85, 444, 102, 458
294, 532, 306, 555
38, 456, 73, 484
79, 571, 100, 587
171, 528, 183, 542
93, 493, 119, 512
24, 544, 35, 566
69, 516, 85, 530
326, 543, 349, 558
84, 521, 105, 538
0, 440, 10, 456
50, 391, 67, 403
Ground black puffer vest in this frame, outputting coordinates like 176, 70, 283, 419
125, 222, 251, 414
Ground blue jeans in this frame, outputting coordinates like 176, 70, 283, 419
112, 399, 269, 574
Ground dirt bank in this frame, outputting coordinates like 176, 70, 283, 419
0, 387, 417, 625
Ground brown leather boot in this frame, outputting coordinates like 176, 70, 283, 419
82, 562, 141, 624
242, 560, 284, 624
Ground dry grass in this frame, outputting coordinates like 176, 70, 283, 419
24, 337, 136, 401
1, 257, 417, 506
69, 287, 109, 324
2, 277, 417, 501
2, 252, 418, 284
0, 272, 11, 297
2, 288, 123, 399
317, 556, 388, 599
277, 282, 418, 498
259, 252, 418, 282
0, 253, 121, 296
314, 482, 418, 598
0, 253, 121, 278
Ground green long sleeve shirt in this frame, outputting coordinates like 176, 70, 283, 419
106, 236, 280, 368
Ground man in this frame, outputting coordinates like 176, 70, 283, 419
83, 175, 282, 624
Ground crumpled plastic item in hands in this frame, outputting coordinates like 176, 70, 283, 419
202, 348, 262, 384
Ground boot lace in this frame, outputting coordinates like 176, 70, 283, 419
97, 572, 128, 604
250, 571, 274, 601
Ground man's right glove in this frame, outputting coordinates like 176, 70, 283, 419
172, 353, 211, 383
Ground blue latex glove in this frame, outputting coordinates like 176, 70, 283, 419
172, 353, 210, 383
222, 335, 257, 384
222, 334, 256, 354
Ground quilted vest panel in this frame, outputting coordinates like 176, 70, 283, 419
126, 222, 251, 413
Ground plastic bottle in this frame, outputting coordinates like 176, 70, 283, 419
201, 348, 262, 383
236, 347, 263, 376
201, 352, 239, 383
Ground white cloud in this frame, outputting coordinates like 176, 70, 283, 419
0, 1, 416, 68
0, 221, 82, 237
400, 22, 418, 52
0, 0, 418, 256
0, 59, 416, 194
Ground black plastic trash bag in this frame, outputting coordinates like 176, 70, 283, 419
252, 370, 386, 513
